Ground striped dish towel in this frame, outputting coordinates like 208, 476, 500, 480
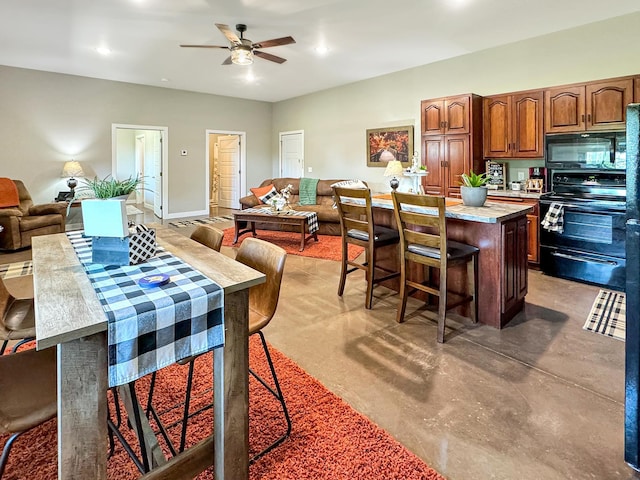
541, 202, 564, 233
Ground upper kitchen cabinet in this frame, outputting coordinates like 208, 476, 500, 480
421, 95, 471, 135
545, 77, 633, 133
483, 90, 544, 158
635, 76, 640, 102
421, 94, 482, 197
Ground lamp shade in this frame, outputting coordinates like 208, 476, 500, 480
384, 160, 404, 177
61, 160, 85, 178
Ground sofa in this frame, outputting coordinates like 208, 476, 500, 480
239, 178, 358, 236
0, 180, 67, 250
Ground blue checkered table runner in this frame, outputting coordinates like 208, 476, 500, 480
241, 207, 319, 234
66, 231, 224, 387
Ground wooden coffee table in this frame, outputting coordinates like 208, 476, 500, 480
233, 208, 318, 251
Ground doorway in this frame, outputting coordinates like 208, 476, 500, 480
112, 124, 168, 219
206, 130, 246, 210
279, 130, 304, 178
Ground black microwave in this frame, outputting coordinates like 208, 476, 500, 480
545, 131, 626, 170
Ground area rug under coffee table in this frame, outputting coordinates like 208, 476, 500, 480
222, 227, 364, 262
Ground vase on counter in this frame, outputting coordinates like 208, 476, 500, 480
460, 186, 488, 207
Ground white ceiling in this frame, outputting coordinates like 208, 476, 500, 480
1, 0, 639, 103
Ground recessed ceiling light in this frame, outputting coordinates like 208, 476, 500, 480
314, 46, 329, 55
95, 46, 112, 56
160, 78, 169, 82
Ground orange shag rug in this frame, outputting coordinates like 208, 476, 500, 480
0, 337, 445, 480
221, 227, 364, 262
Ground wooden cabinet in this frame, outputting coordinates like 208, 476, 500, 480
487, 196, 539, 265
421, 95, 471, 135
423, 135, 471, 198
545, 78, 633, 133
483, 90, 544, 158
421, 94, 482, 196
502, 216, 528, 315
635, 76, 640, 102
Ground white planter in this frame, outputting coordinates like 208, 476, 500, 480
81, 199, 129, 237
460, 186, 488, 207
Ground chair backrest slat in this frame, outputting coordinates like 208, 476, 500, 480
392, 191, 447, 268
333, 186, 374, 237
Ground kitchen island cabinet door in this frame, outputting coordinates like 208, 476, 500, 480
502, 216, 528, 317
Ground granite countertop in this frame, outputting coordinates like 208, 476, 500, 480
487, 190, 542, 200
370, 196, 533, 224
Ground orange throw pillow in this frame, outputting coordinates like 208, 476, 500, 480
250, 184, 277, 204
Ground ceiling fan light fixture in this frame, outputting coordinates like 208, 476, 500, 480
231, 45, 253, 65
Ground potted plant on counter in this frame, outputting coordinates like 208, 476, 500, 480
79, 175, 142, 237
460, 171, 489, 207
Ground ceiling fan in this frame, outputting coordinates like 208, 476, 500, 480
180, 23, 295, 66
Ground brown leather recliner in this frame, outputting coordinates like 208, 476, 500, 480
0, 180, 67, 250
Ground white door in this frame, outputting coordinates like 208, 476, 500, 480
218, 135, 240, 209
280, 131, 304, 178
153, 132, 163, 218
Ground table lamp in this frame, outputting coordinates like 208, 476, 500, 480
61, 160, 85, 197
384, 159, 404, 192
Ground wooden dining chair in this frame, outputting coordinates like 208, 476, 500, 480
145, 238, 290, 463
190, 225, 224, 252
333, 186, 400, 309
0, 277, 35, 355
391, 191, 478, 343
0, 346, 57, 479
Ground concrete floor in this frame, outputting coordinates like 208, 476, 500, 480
2, 204, 637, 480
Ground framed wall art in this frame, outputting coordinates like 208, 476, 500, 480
366, 125, 414, 167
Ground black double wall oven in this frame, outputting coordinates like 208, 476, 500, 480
540, 131, 627, 290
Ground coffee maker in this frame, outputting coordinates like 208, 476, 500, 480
528, 167, 546, 192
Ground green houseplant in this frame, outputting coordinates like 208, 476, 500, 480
80, 175, 142, 199
80, 175, 142, 237
459, 171, 489, 207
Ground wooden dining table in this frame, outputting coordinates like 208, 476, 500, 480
32, 225, 265, 480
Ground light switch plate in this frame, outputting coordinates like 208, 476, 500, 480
517, 171, 525, 181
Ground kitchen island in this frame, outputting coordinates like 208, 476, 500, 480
370, 196, 533, 329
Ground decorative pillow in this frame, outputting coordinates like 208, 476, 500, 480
250, 184, 278, 204
330, 179, 367, 189
330, 180, 368, 208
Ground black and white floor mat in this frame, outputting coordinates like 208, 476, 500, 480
583, 289, 625, 341
169, 215, 234, 228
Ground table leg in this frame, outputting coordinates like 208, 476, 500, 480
233, 218, 240, 244
299, 221, 306, 251
58, 332, 108, 480
214, 289, 249, 480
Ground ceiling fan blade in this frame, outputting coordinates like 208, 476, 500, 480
215, 23, 240, 44
221, 56, 233, 65
254, 50, 287, 64
180, 44, 229, 49
253, 36, 296, 49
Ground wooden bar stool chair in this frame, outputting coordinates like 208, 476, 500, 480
333, 186, 400, 309
391, 192, 478, 343
0, 346, 57, 479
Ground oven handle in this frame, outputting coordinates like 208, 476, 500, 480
550, 251, 619, 265
539, 201, 625, 214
